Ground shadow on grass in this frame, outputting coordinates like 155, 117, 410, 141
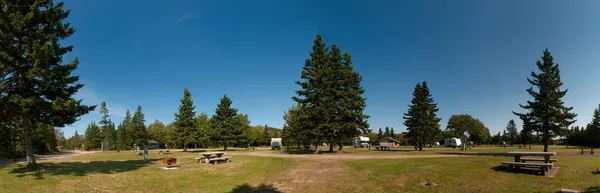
491, 165, 543, 176
9, 159, 160, 180
438, 152, 511, 157
230, 183, 282, 193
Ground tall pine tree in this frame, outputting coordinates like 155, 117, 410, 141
174, 88, 196, 152
99, 101, 116, 150
211, 94, 239, 151
293, 34, 331, 154
513, 49, 577, 152
403, 81, 442, 151
131, 106, 148, 146
0, 0, 95, 166
589, 105, 600, 147
506, 120, 518, 146
116, 110, 132, 150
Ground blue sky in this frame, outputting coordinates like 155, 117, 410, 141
61, 0, 600, 137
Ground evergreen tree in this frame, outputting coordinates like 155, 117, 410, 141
513, 49, 577, 152
0, 0, 96, 166
84, 122, 101, 150
292, 34, 332, 154
211, 94, 240, 151
116, 111, 131, 150
282, 104, 310, 150
403, 81, 442, 151
377, 128, 383, 142
506, 120, 519, 146
589, 105, 600, 147
391, 128, 395, 139
98, 101, 116, 150
196, 113, 212, 148
384, 127, 390, 138
131, 106, 148, 146
174, 88, 196, 151
263, 124, 271, 146
327, 45, 369, 152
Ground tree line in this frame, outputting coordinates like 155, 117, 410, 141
76, 91, 283, 151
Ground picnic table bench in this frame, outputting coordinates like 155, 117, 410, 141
500, 152, 557, 175
580, 148, 595, 155
196, 152, 230, 164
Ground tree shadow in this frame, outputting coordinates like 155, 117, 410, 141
491, 165, 544, 176
555, 186, 600, 193
8, 159, 160, 180
230, 183, 282, 193
438, 152, 511, 157
583, 186, 600, 193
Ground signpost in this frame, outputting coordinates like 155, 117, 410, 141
144, 146, 148, 162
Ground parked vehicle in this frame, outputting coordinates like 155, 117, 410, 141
353, 136, 370, 148
271, 138, 282, 150
444, 138, 462, 148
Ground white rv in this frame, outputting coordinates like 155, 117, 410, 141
444, 138, 462, 148
271, 138, 282, 150
353, 136, 370, 148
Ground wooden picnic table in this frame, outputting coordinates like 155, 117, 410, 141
199, 152, 225, 164
505, 152, 557, 163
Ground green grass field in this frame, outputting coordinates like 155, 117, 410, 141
0, 146, 598, 193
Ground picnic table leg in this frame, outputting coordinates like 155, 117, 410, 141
513, 156, 521, 169
205, 157, 209, 164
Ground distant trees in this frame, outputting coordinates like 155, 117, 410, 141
513, 49, 577, 152
147, 120, 166, 148
99, 102, 116, 150
84, 122, 101, 150
566, 105, 600, 147
0, 0, 96, 166
506, 120, 519, 146
445, 114, 490, 145
130, 106, 148, 146
403, 81, 442, 151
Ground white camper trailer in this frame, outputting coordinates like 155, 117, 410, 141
271, 138, 282, 150
353, 136, 370, 148
444, 138, 462, 148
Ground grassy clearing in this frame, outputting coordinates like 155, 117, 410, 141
0, 146, 598, 193
0, 151, 297, 193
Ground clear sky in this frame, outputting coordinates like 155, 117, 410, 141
61, 0, 600, 137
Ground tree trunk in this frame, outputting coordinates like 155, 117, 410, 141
418, 140, 423, 151
337, 143, 343, 152
315, 144, 320, 154
22, 117, 36, 167
183, 142, 188, 152
223, 141, 228, 151
329, 142, 334, 152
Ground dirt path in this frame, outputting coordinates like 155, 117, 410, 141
229, 150, 470, 160
0, 150, 98, 165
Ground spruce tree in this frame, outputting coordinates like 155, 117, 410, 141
589, 105, 600, 147
377, 128, 383, 141
174, 88, 196, 151
384, 127, 390, 138
211, 94, 239, 151
0, 0, 95, 166
506, 120, 518, 146
116, 110, 132, 150
513, 49, 577, 152
293, 34, 331, 154
84, 122, 101, 150
98, 101, 116, 150
391, 128, 395, 139
262, 124, 271, 146
131, 106, 148, 146
403, 81, 442, 151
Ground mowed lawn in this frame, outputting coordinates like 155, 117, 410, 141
0, 147, 598, 193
